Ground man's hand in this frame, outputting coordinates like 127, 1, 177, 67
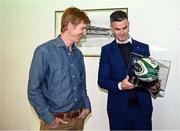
47, 117, 68, 129
79, 108, 90, 119
121, 75, 135, 90
148, 79, 161, 94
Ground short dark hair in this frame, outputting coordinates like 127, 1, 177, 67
61, 7, 90, 33
110, 10, 128, 22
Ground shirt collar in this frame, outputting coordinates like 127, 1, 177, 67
55, 35, 78, 50
116, 36, 132, 44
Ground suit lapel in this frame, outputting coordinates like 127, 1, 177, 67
132, 39, 140, 54
110, 41, 126, 74
132, 39, 150, 56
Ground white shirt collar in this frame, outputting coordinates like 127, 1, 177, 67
116, 36, 132, 44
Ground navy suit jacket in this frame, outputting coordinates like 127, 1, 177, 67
98, 39, 153, 115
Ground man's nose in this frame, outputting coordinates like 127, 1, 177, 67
83, 29, 87, 36
119, 29, 125, 34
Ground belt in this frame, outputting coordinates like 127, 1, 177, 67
54, 108, 82, 119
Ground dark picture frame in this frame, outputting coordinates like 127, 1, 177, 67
55, 8, 128, 57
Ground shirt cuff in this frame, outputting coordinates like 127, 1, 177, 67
42, 112, 55, 124
118, 82, 122, 90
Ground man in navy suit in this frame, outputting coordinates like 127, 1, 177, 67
98, 10, 153, 130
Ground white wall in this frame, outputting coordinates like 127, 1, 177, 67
0, 0, 180, 130
0, 0, 3, 115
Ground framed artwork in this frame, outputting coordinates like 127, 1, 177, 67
55, 8, 128, 57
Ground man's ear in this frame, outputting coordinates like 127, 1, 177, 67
67, 22, 73, 30
110, 23, 113, 31
128, 21, 130, 31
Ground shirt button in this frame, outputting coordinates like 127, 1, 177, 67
75, 99, 77, 101
74, 87, 76, 90
68, 53, 71, 55
71, 64, 73, 66
72, 75, 75, 78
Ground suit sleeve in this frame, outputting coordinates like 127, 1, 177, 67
98, 47, 120, 94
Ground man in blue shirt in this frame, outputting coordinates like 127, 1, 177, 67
28, 7, 91, 130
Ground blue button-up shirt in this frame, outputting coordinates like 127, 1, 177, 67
28, 36, 91, 124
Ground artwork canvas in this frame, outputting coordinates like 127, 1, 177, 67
55, 8, 128, 57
